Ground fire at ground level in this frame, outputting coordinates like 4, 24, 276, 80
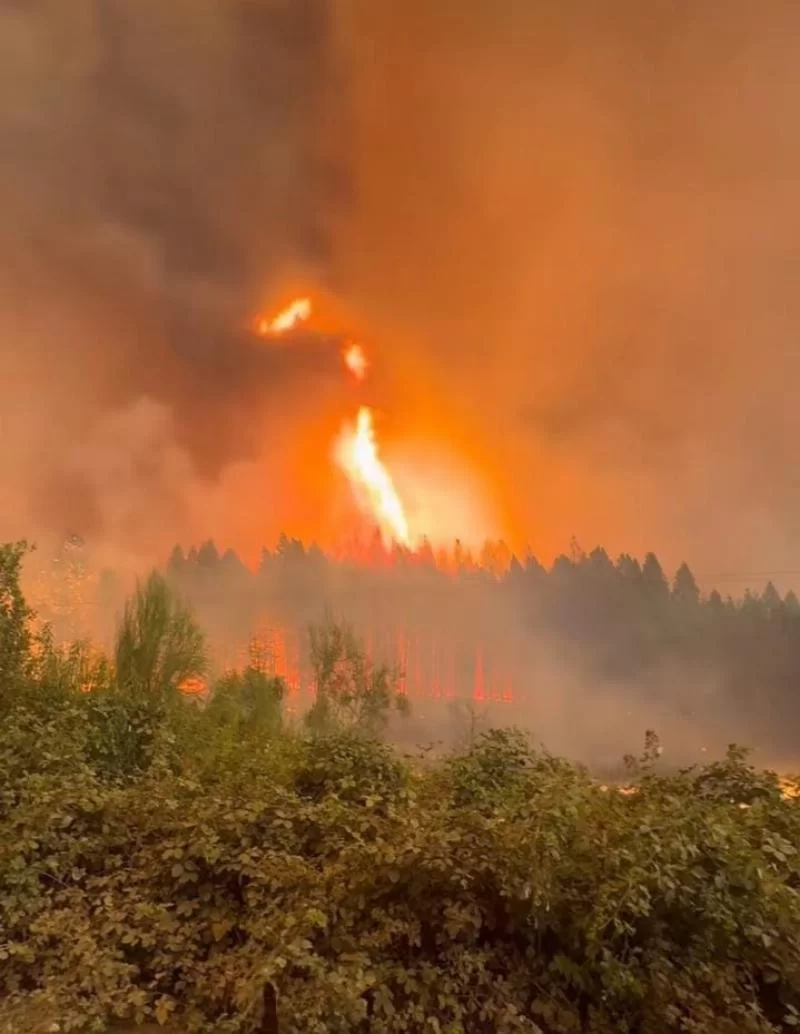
25, 534, 800, 771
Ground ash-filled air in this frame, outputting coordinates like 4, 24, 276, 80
3, 0, 800, 579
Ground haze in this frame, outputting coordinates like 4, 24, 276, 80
2, 0, 799, 581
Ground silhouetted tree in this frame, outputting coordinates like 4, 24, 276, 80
673, 562, 700, 606
197, 540, 220, 569
707, 588, 724, 612
523, 552, 546, 581
641, 552, 670, 606
762, 581, 782, 616
417, 537, 436, 570
258, 547, 273, 578
167, 545, 186, 577
507, 555, 524, 581
221, 548, 246, 575
616, 554, 643, 583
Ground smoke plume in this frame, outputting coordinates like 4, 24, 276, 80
0, 0, 348, 560
335, 0, 800, 580
3, 1, 800, 579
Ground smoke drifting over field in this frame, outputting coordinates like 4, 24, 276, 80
3, 1, 800, 578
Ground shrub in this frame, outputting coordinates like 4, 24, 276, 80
2, 547, 800, 1033
0, 541, 34, 695
114, 571, 206, 699
206, 665, 285, 740
306, 615, 409, 737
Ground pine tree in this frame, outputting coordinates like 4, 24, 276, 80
616, 554, 643, 582
672, 562, 700, 606
707, 588, 724, 611
761, 581, 782, 615
642, 552, 669, 605
197, 540, 220, 568
167, 545, 186, 576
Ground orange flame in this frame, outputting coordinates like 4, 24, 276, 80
343, 342, 369, 381
257, 292, 413, 546
258, 297, 311, 335
334, 406, 410, 547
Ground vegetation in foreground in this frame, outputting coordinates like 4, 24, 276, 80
2, 541, 800, 1034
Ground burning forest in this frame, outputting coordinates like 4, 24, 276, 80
24, 527, 800, 771
6, 4, 800, 1031
255, 294, 412, 548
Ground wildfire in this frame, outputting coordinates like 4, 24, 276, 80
334, 407, 410, 547
255, 294, 412, 548
258, 297, 311, 335
343, 342, 369, 381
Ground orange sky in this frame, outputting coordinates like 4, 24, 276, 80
3, 1, 800, 581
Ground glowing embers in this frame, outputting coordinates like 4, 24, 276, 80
343, 342, 369, 381
257, 297, 312, 336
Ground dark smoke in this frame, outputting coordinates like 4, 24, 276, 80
4, 1, 800, 580
0, 0, 347, 553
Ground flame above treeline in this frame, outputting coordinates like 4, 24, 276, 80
256, 296, 410, 547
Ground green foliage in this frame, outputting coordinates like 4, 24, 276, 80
293, 731, 407, 806
181, 665, 287, 773
690, 744, 786, 806
207, 665, 285, 737
114, 571, 207, 699
4, 718, 800, 1034
3, 545, 800, 1033
306, 615, 409, 737
0, 540, 34, 694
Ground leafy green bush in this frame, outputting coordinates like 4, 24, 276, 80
0, 541, 34, 694
115, 571, 207, 699
205, 665, 285, 740
306, 616, 409, 737
2, 545, 800, 1033
292, 731, 407, 807
3, 731, 800, 1034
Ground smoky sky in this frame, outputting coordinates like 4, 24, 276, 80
335, 0, 800, 580
0, 0, 348, 553
4, 0, 800, 578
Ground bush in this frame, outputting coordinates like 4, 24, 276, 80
305, 615, 409, 737
114, 571, 206, 699
292, 731, 407, 806
206, 665, 285, 740
0, 541, 34, 695
2, 546, 800, 1033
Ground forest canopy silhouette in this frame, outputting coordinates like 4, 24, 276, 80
32, 533, 800, 769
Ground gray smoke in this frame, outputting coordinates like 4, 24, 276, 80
5, 0, 800, 581
0, 0, 347, 553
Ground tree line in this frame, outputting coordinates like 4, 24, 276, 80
3, 538, 800, 1033
32, 532, 800, 761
